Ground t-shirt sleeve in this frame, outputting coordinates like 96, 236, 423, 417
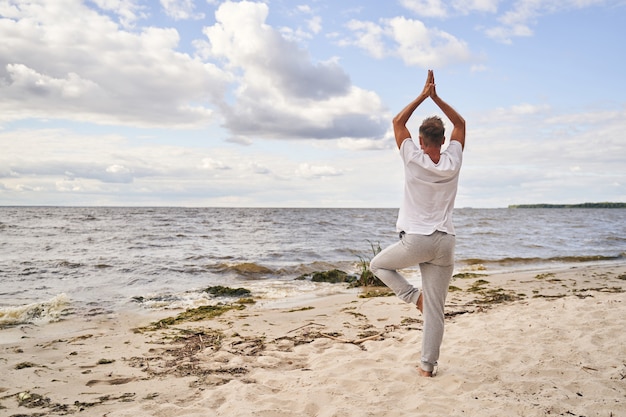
445, 140, 463, 166
399, 138, 419, 163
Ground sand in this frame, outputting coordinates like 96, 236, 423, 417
1, 262, 625, 417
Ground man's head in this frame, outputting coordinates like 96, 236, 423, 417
419, 116, 445, 147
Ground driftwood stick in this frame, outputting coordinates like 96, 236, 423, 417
319, 332, 384, 344
319, 333, 351, 343
287, 322, 325, 334
353, 333, 384, 344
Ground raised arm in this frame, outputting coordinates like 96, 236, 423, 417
392, 70, 434, 149
430, 73, 466, 150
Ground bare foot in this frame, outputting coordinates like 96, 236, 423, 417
416, 292, 423, 314
417, 367, 433, 377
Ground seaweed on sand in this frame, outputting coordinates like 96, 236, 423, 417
135, 304, 245, 332
204, 286, 252, 297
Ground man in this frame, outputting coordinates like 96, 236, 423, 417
370, 70, 465, 377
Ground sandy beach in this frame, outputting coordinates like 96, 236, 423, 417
2, 262, 625, 417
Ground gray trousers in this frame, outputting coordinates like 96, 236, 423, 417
369, 231, 455, 372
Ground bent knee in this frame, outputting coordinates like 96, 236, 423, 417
369, 259, 380, 275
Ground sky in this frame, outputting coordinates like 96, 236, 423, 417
1, 0, 625, 208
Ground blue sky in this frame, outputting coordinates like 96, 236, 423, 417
1, 0, 625, 208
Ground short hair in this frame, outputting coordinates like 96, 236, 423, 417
419, 116, 445, 146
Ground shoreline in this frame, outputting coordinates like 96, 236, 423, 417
2, 262, 625, 416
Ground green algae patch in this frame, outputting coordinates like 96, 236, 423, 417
136, 304, 245, 332
285, 306, 314, 313
205, 286, 252, 297
467, 279, 490, 292
453, 272, 486, 279
358, 287, 394, 298
309, 269, 355, 284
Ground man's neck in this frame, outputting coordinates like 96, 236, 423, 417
423, 146, 441, 164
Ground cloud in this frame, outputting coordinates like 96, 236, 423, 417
90, 0, 148, 28
458, 104, 626, 206
307, 15, 322, 34
1, 0, 387, 141
343, 16, 472, 68
482, 0, 611, 43
400, 0, 448, 18
400, 0, 500, 17
0, 0, 228, 127
160, 0, 205, 20
202, 1, 388, 141
451, 0, 499, 14
199, 158, 231, 171
337, 137, 392, 151
295, 163, 343, 179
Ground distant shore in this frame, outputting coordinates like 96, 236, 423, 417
509, 202, 626, 209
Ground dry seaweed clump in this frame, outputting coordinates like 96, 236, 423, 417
465, 278, 525, 306
135, 304, 245, 332
475, 288, 525, 304
15, 361, 37, 369
358, 287, 394, 298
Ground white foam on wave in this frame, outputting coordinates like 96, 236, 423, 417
133, 279, 357, 312
0, 294, 70, 327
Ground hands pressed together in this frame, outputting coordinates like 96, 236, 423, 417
393, 69, 465, 149
421, 69, 438, 99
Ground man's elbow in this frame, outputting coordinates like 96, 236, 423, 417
393, 118, 409, 139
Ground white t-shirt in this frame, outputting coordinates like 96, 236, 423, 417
396, 138, 463, 235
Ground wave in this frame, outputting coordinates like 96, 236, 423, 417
207, 262, 275, 276
204, 260, 358, 278
459, 253, 625, 266
0, 294, 70, 328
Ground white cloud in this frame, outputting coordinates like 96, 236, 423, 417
343, 20, 387, 59
202, 1, 388, 141
483, 0, 610, 43
307, 15, 322, 34
337, 137, 392, 151
160, 0, 205, 20
199, 158, 231, 171
458, 104, 626, 206
452, 0, 500, 14
295, 163, 343, 179
400, 0, 448, 18
6, 64, 99, 99
90, 0, 147, 28
0, 0, 388, 140
400, 0, 500, 17
249, 162, 271, 175
344, 16, 472, 68
470, 64, 488, 72
0, 0, 228, 127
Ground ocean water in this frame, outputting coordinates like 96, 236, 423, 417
1, 207, 625, 326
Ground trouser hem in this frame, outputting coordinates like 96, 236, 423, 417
421, 361, 436, 373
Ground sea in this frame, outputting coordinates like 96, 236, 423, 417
1, 206, 625, 327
